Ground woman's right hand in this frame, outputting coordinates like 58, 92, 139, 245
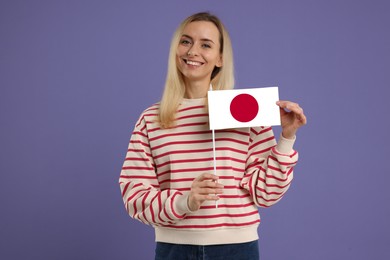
187, 173, 224, 211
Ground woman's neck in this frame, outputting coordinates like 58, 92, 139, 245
184, 79, 210, 99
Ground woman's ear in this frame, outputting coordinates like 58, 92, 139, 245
216, 55, 223, 68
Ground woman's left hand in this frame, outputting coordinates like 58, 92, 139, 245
276, 100, 307, 139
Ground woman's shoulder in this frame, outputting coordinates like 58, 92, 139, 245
140, 102, 160, 116
134, 102, 160, 128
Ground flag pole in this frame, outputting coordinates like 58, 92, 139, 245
212, 128, 218, 208
209, 84, 218, 208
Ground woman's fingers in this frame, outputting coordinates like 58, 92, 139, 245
276, 100, 307, 138
192, 194, 220, 201
188, 173, 224, 211
195, 173, 219, 182
193, 173, 223, 189
192, 179, 224, 190
195, 187, 224, 195
277, 100, 302, 113
277, 100, 307, 125
297, 111, 307, 125
192, 180, 224, 194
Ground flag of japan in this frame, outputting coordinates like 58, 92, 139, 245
208, 86, 281, 130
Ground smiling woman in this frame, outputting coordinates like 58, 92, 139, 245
176, 21, 223, 97
119, 12, 306, 260
159, 12, 234, 129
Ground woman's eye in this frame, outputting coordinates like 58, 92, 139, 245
202, 44, 211, 48
180, 39, 191, 45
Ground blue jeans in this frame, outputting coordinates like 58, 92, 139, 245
155, 240, 259, 260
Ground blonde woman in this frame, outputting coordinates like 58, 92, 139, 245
119, 12, 307, 260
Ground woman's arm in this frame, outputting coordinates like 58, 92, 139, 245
119, 116, 191, 226
240, 127, 297, 207
240, 100, 306, 207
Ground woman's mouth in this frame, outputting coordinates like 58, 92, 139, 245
183, 59, 204, 66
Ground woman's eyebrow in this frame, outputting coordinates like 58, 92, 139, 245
181, 34, 215, 44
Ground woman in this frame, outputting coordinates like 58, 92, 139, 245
119, 12, 307, 259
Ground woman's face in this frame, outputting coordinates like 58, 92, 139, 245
176, 21, 222, 84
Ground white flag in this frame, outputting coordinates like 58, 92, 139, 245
208, 86, 281, 130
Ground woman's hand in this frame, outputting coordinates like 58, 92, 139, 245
187, 173, 224, 212
276, 100, 307, 139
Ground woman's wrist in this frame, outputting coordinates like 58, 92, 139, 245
282, 129, 297, 139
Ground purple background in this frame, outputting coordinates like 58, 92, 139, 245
1, 0, 389, 259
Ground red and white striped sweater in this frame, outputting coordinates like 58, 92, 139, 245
119, 98, 298, 245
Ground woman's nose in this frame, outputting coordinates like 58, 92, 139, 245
187, 44, 199, 56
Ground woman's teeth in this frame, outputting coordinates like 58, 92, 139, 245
186, 60, 202, 66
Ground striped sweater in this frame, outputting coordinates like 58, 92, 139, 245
119, 97, 298, 245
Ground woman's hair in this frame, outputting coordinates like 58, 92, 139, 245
158, 12, 235, 128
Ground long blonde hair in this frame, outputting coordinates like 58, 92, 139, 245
159, 12, 235, 128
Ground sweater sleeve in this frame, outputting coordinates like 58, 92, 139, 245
119, 115, 191, 226
240, 127, 298, 207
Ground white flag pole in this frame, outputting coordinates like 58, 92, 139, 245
209, 84, 218, 208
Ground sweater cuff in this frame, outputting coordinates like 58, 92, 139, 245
275, 134, 296, 154
174, 193, 192, 215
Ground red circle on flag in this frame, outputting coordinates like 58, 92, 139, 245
230, 94, 259, 123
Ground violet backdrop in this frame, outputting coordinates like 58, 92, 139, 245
1, 0, 389, 259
